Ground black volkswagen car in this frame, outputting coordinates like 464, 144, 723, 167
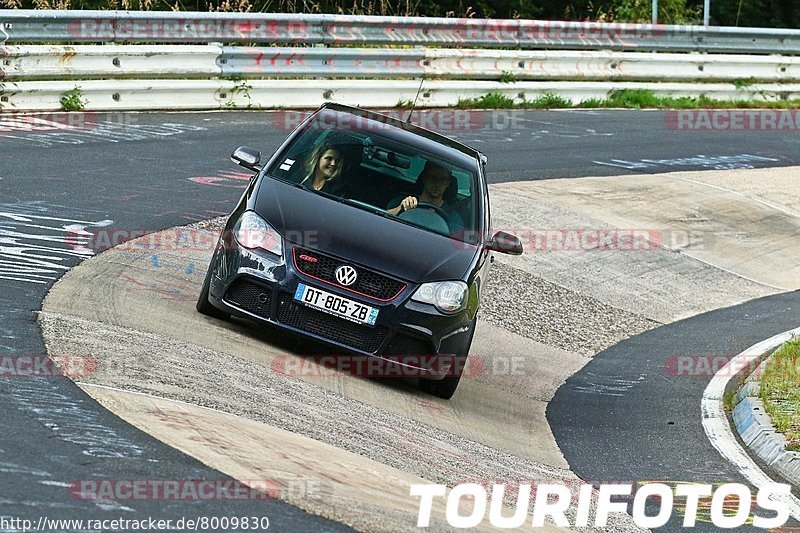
197, 103, 522, 398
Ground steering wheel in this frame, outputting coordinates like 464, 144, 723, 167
398, 201, 450, 234
411, 201, 448, 220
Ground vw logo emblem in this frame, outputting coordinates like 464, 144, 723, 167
334, 265, 358, 286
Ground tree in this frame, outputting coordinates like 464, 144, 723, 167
610, 0, 702, 24
2, 0, 797, 28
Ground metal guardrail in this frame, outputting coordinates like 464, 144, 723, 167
4, 45, 800, 82
217, 46, 424, 78
2, 10, 800, 111
1, 45, 222, 79
2, 10, 800, 54
220, 47, 800, 81
4, 79, 799, 112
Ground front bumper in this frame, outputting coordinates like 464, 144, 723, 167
206, 239, 474, 380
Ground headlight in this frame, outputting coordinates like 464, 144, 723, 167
234, 211, 282, 256
411, 281, 468, 313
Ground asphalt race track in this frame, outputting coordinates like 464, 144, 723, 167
1, 109, 798, 530
0, 114, 350, 530
549, 290, 800, 531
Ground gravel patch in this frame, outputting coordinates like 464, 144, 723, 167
187, 215, 228, 233
482, 261, 661, 356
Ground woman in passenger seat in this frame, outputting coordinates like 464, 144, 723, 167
302, 143, 349, 196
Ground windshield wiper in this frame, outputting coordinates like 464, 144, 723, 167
339, 197, 394, 219
293, 186, 394, 221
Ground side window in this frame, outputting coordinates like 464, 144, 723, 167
483, 171, 491, 239
452, 170, 472, 197
404, 157, 426, 183
270, 129, 327, 183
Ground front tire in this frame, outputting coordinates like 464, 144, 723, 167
196, 264, 229, 320
419, 367, 463, 399
419, 317, 476, 399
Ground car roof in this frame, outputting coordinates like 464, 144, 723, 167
320, 103, 484, 161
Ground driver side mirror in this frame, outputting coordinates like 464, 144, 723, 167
231, 146, 262, 171
487, 231, 523, 255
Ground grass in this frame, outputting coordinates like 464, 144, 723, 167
733, 77, 759, 89
456, 92, 572, 109
603, 89, 699, 109
456, 92, 517, 109
723, 389, 736, 413
759, 338, 800, 452
455, 89, 800, 110
499, 71, 518, 84
59, 87, 87, 111
526, 93, 573, 109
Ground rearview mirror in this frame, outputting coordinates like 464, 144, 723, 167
231, 146, 262, 171
373, 149, 411, 169
487, 231, 523, 255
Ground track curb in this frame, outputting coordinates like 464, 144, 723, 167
732, 339, 800, 487
702, 325, 800, 520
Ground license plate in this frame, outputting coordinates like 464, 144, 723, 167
294, 283, 379, 326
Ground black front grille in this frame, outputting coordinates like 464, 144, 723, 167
384, 333, 434, 356
224, 279, 272, 319
293, 247, 406, 301
277, 295, 389, 353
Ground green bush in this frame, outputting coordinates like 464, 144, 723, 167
612, 0, 701, 24
60, 87, 87, 111
525, 92, 572, 109
456, 92, 516, 109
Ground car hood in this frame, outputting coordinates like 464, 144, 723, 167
254, 178, 478, 283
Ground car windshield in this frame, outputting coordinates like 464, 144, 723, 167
266, 109, 482, 243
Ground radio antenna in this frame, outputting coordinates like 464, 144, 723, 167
405, 75, 425, 124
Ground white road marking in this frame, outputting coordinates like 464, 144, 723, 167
38, 480, 72, 488
665, 252, 785, 291
671, 175, 800, 220
594, 154, 779, 171
701, 327, 800, 520
572, 372, 645, 397
0, 209, 113, 284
